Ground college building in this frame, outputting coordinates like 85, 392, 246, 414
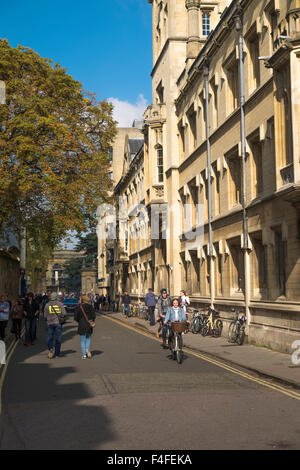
98, 0, 300, 353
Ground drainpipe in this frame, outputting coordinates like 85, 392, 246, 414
235, 13, 250, 325
203, 64, 215, 308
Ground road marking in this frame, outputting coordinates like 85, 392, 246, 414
0, 336, 22, 415
0, 327, 25, 415
103, 315, 300, 401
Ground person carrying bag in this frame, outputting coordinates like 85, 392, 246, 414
74, 295, 96, 359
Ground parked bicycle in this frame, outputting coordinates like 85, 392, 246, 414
129, 304, 139, 317
190, 309, 208, 335
228, 309, 247, 345
201, 306, 223, 337
141, 305, 149, 321
168, 321, 187, 364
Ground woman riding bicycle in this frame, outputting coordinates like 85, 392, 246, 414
164, 298, 187, 339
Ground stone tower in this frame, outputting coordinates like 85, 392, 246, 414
144, 0, 231, 295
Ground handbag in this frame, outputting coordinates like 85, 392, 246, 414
80, 303, 95, 328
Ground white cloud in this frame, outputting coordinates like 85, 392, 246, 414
107, 94, 148, 127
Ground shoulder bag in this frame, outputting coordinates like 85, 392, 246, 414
80, 303, 96, 328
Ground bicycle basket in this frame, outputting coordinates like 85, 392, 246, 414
171, 321, 187, 333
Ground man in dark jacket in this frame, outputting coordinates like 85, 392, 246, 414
122, 291, 131, 318
157, 289, 172, 348
145, 288, 156, 326
23, 293, 40, 345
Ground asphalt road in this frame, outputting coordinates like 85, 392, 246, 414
0, 314, 299, 450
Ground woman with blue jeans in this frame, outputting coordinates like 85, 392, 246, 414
74, 295, 96, 359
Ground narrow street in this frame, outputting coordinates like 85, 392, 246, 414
0, 314, 299, 450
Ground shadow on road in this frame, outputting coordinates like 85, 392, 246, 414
0, 317, 118, 450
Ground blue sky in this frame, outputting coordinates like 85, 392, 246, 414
1, 0, 153, 125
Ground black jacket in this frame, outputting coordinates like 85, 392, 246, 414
122, 294, 131, 305
23, 300, 40, 319
74, 303, 96, 335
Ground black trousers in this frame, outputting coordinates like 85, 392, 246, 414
13, 319, 22, 339
148, 306, 155, 326
0, 321, 8, 341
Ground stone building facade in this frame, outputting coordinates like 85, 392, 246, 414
101, 0, 300, 353
43, 250, 86, 294
97, 124, 144, 297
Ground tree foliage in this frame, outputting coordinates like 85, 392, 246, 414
0, 39, 116, 234
0, 39, 117, 283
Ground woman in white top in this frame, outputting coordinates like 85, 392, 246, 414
179, 290, 191, 329
179, 290, 190, 313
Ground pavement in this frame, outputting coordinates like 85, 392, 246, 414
102, 311, 300, 389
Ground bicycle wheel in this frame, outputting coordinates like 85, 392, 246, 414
214, 319, 223, 337
175, 349, 182, 364
237, 326, 245, 345
201, 319, 210, 336
191, 317, 200, 334
228, 321, 238, 343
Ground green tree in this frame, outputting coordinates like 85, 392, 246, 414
75, 232, 97, 266
63, 257, 83, 293
0, 40, 117, 284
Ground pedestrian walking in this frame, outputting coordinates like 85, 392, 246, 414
145, 288, 156, 326
0, 295, 10, 342
94, 294, 100, 311
74, 295, 96, 359
122, 290, 131, 318
11, 299, 25, 341
179, 290, 191, 331
23, 293, 40, 345
44, 293, 66, 359
157, 289, 172, 348
179, 290, 190, 313
5, 293, 12, 311
42, 290, 52, 319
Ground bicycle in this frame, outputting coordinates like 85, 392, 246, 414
190, 309, 207, 334
201, 307, 223, 337
228, 309, 247, 345
130, 304, 140, 317
167, 321, 187, 364
141, 306, 149, 321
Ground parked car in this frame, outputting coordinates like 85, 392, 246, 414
63, 297, 79, 314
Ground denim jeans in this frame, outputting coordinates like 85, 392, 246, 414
25, 317, 37, 343
148, 306, 155, 326
80, 334, 91, 356
47, 323, 62, 356
124, 304, 130, 316
160, 317, 168, 341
